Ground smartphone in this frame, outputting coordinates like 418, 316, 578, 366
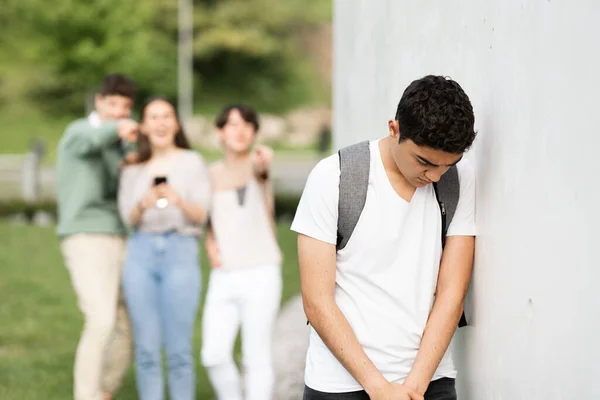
153, 176, 169, 209
154, 176, 167, 186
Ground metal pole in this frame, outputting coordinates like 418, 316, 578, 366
178, 0, 194, 124
21, 152, 40, 204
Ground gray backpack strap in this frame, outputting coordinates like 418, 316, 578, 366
433, 165, 460, 247
433, 165, 467, 327
337, 140, 370, 251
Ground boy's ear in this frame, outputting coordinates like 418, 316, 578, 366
388, 120, 400, 139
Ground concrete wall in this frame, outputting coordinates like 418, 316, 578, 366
333, 1, 600, 399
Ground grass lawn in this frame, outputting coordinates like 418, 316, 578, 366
0, 221, 300, 400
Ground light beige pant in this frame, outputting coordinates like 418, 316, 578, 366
61, 234, 133, 400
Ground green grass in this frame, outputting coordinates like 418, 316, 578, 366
0, 221, 300, 400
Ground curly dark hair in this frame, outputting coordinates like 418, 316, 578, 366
395, 75, 476, 154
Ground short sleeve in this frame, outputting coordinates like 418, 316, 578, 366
446, 158, 476, 237
290, 154, 340, 245
118, 165, 144, 227
187, 152, 212, 212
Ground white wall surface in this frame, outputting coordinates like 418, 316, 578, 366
333, 1, 600, 399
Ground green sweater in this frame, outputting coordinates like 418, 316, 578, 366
56, 118, 127, 237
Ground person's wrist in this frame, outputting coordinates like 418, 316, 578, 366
363, 374, 389, 396
172, 194, 182, 207
116, 119, 126, 138
256, 168, 270, 182
403, 375, 424, 395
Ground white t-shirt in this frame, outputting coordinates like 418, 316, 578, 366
291, 139, 476, 393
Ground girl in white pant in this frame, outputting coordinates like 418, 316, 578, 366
202, 104, 282, 400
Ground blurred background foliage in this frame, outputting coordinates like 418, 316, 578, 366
0, 0, 332, 116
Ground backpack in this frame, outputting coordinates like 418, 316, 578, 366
336, 140, 467, 328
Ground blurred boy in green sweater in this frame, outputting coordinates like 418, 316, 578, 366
56, 73, 138, 400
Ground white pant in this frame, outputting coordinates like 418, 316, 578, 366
61, 234, 132, 400
201, 264, 282, 400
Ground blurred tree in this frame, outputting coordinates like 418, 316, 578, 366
0, 0, 177, 114
192, 0, 331, 112
0, 0, 331, 115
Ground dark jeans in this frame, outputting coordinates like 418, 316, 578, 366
303, 378, 457, 400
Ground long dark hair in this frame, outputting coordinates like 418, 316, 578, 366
136, 96, 191, 162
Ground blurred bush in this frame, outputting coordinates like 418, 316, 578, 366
0, 0, 331, 115
0, 199, 57, 221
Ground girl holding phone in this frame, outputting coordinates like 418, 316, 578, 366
118, 97, 211, 400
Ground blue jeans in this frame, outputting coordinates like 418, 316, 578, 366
122, 232, 201, 400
